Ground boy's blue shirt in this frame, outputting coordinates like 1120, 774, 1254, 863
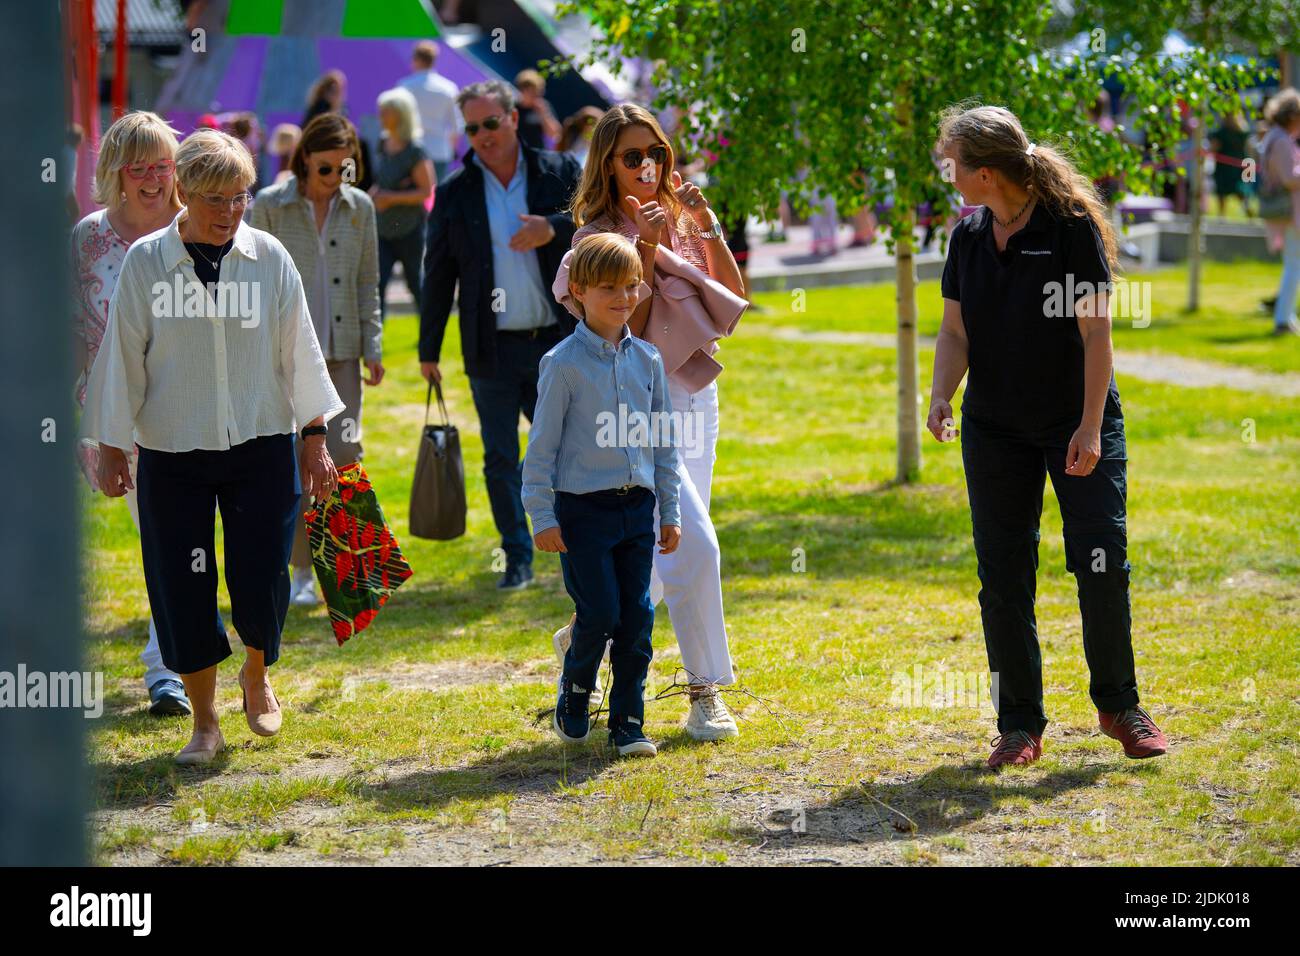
522, 319, 682, 535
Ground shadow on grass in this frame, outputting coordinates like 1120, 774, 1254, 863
733, 759, 1158, 848
352, 738, 624, 816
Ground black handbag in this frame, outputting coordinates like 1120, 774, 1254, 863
408, 379, 466, 540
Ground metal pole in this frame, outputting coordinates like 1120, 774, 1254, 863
0, 0, 87, 866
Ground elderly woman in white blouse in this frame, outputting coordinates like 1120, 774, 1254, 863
82, 130, 344, 766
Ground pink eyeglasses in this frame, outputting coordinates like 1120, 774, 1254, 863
121, 159, 175, 180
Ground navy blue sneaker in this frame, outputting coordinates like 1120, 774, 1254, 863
552, 675, 591, 743
609, 715, 657, 758
148, 678, 192, 717
497, 563, 534, 591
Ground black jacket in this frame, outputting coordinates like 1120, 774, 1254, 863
419, 144, 582, 377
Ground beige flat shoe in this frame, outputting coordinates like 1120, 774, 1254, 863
239, 668, 283, 737
175, 731, 225, 766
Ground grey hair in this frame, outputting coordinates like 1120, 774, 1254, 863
456, 80, 515, 115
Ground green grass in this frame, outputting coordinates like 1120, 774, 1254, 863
84, 265, 1300, 866
748, 261, 1299, 374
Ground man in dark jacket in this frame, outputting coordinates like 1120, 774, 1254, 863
420, 79, 583, 590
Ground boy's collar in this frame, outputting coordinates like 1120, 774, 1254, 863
575, 317, 631, 354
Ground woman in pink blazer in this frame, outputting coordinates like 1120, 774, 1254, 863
550, 103, 746, 742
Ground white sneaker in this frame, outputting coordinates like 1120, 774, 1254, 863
552, 616, 605, 711
685, 685, 739, 741
291, 569, 319, 607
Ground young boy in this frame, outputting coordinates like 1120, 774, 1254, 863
522, 233, 682, 757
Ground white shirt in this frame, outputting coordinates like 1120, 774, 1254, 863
398, 69, 462, 163
80, 210, 344, 454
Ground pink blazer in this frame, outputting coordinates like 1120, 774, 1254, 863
553, 243, 746, 393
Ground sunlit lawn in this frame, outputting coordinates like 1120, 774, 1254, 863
85, 265, 1299, 865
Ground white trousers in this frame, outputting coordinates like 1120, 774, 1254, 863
123, 453, 181, 690
649, 379, 734, 685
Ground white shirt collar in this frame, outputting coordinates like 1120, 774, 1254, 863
162, 208, 259, 270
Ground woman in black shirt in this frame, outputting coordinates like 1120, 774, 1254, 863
929, 105, 1167, 769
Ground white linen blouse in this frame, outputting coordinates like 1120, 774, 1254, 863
81, 210, 344, 454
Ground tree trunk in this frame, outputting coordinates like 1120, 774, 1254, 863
1187, 113, 1203, 313
895, 207, 921, 483
894, 83, 921, 484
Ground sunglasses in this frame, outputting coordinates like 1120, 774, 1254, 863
464, 115, 505, 137
316, 162, 350, 177
121, 159, 175, 180
617, 145, 668, 170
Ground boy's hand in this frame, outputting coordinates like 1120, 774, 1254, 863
534, 527, 567, 553
658, 524, 681, 555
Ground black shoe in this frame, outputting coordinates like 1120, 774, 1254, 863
148, 678, 192, 717
552, 676, 591, 743
496, 563, 533, 591
609, 715, 657, 757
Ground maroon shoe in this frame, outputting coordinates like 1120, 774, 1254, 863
987, 730, 1043, 769
1098, 706, 1168, 758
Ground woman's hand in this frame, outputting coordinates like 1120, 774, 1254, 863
97, 445, 133, 497
1065, 420, 1102, 476
299, 436, 339, 503
671, 170, 711, 229
658, 524, 681, 555
623, 194, 668, 244
534, 527, 566, 553
926, 399, 958, 442
363, 358, 385, 386
368, 185, 390, 211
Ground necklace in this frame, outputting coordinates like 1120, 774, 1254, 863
187, 238, 232, 273
991, 195, 1033, 229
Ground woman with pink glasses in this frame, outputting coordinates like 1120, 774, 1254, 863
72, 111, 191, 717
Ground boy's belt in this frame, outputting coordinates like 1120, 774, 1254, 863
585, 484, 648, 498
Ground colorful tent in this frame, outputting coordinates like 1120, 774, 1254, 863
155, 0, 494, 174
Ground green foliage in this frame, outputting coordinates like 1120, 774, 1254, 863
561, 0, 1272, 245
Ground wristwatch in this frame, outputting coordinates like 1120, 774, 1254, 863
300, 424, 327, 440
696, 207, 723, 240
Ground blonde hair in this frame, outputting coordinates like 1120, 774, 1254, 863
938, 103, 1118, 269
378, 86, 423, 144
175, 129, 257, 198
93, 111, 182, 211
570, 104, 680, 228
568, 233, 643, 313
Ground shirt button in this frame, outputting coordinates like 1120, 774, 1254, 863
333, 277, 341, 284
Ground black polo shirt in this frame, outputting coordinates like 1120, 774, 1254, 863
941, 202, 1122, 434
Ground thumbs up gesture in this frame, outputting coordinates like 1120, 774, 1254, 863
623, 193, 668, 245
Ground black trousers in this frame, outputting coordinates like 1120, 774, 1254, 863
961, 413, 1140, 735
467, 325, 563, 569
378, 226, 424, 320
556, 488, 656, 724
135, 433, 301, 675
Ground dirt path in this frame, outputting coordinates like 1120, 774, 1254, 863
753, 326, 1300, 396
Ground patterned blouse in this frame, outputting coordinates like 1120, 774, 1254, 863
71, 210, 133, 488
572, 208, 709, 272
